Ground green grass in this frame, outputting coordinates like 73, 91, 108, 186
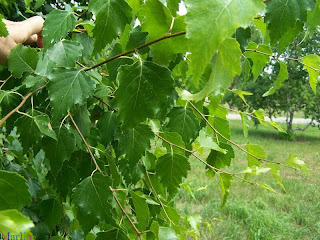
176, 120, 320, 240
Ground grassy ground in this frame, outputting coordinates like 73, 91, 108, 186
176, 120, 320, 240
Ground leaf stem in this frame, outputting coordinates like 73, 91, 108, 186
109, 186, 142, 240
0, 85, 46, 127
68, 111, 102, 173
83, 31, 186, 71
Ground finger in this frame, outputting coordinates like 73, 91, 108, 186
0, 37, 17, 64
25, 34, 38, 44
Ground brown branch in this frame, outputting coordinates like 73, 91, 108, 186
93, 95, 118, 113
83, 31, 186, 71
110, 186, 142, 240
68, 112, 102, 173
0, 85, 46, 127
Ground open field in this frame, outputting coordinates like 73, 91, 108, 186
176, 120, 320, 240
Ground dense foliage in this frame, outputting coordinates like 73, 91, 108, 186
0, 0, 319, 239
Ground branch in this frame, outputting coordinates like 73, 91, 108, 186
83, 31, 186, 71
0, 85, 46, 127
109, 186, 142, 240
292, 119, 314, 132
68, 112, 102, 173
93, 95, 118, 113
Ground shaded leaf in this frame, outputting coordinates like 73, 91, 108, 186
159, 132, 185, 154
96, 229, 130, 240
97, 111, 118, 146
39, 197, 64, 231
130, 191, 150, 231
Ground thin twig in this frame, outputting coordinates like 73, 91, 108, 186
68, 112, 102, 173
0, 75, 12, 90
93, 95, 118, 112
83, 31, 186, 71
110, 186, 142, 240
0, 85, 46, 127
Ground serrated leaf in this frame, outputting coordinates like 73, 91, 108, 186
125, 26, 148, 53
44, 126, 76, 177
213, 117, 230, 143
74, 104, 91, 138
130, 191, 150, 231
253, 108, 267, 126
246, 42, 272, 80
218, 173, 232, 207
8, 44, 38, 78
199, 130, 227, 154
116, 124, 154, 167
286, 154, 309, 175
158, 227, 179, 240
97, 111, 118, 146
266, 163, 286, 192
265, 0, 314, 44
76, 33, 94, 60
231, 89, 253, 105
303, 54, 320, 93
159, 132, 185, 154
43, 10, 76, 49
39, 197, 64, 231
47, 40, 83, 67
263, 62, 289, 97
277, 22, 303, 54
307, 0, 320, 36
0, 170, 31, 210
246, 144, 266, 167
48, 68, 96, 119
89, 0, 132, 53
207, 143, 234, 175
161, 205, 181, 225
96, 229, 130, 240
113, 61, 174, 129
185, 0, 265, 84
240, 113, 250, 139
182, 38, 242, 101
0, 209, 34, 235
165, 106, 200, 144
72, 173, 115, 223
156, 153, 190, 196
0, 18, 8, 37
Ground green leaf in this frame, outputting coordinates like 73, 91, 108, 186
125, 26, 148, 53
47, 40, 83, 67
0, 18, 8, 37
268, 121, 286, 133
15, 110, 56, 151
303, 54, 320, 93
0, 170, 31, 210
185, 0, 265, 83
265, 0, 314, 44
43, 10, 76, 49
240, 113, 250, 139
218, 173, 233, 207
246, 144, 266, 167
44, 126, 76, 177
113, 61, 174, 129
263, 62, 289, 97
212, 117, 230, 143
127, 0, 143, 15
182, 38, 242, 101
116, 124, 154, 167
167, 0, 180, 16
72, 173, 115, 223
307, 0, 320, 36
266, 163, 286, 192
246, 42, 272, 80
286, 154, 309, 175
39, 197, 64, 231
158, 227, 179, 240
253, 108, 267, 126
165, 107, 200, 144
277, 22, 303, 54
207, 143, 234, 175
156, 153, 190, 196
0, 209, 34, 234
97, 111, 118, 146
48, 68, 96, 119
187, 215, 202, 236
89, 0, 132, 53
96, 229, 130, 240
130, 191, 150, 231
199, 130, 227, 154
74, 104, 91, 138
159, 132, 185, 154
8, 44, 38, 78
230, 89, 253, 105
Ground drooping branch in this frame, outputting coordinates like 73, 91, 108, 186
68, 112, 102, 173
83, 31, 186, 72
292, 119, 314, 132
109, 186, 142, 240
0, 85, 46, 127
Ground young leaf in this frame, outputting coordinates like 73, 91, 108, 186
0, 170, 32, 210
116, 124, 154, 167
240, 113, 250, 139
89, 0, 132, 53
156, 153, 190, 196
199, 130, 227, 154
263, 62, 289, 97
246, 42, 272, 81
246, 144, 266, 167
218, 173, 233, 207
113, 61, 174, 129
185, 0, 265, 84
72, 173, 115, 224
39, 197, 64, 231
158, 227, 179, 240
42, 10, 76, 49
253, 108, 267, 126
0, 17, 8, 37
286, 154, 309, 175
230, 89, 253, 105
266, 163, 286, 192
165, 107, 200, 144
97, 111, 118, 146
48, 68, 96, 119
187, 215, 202, 236
0, 209, 34, 235
265, 0, 315, 44
303, 54, 320, 93
130, 191, 150, 231
8, 44, 38, 78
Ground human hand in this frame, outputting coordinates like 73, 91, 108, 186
0, 16, 44, 64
